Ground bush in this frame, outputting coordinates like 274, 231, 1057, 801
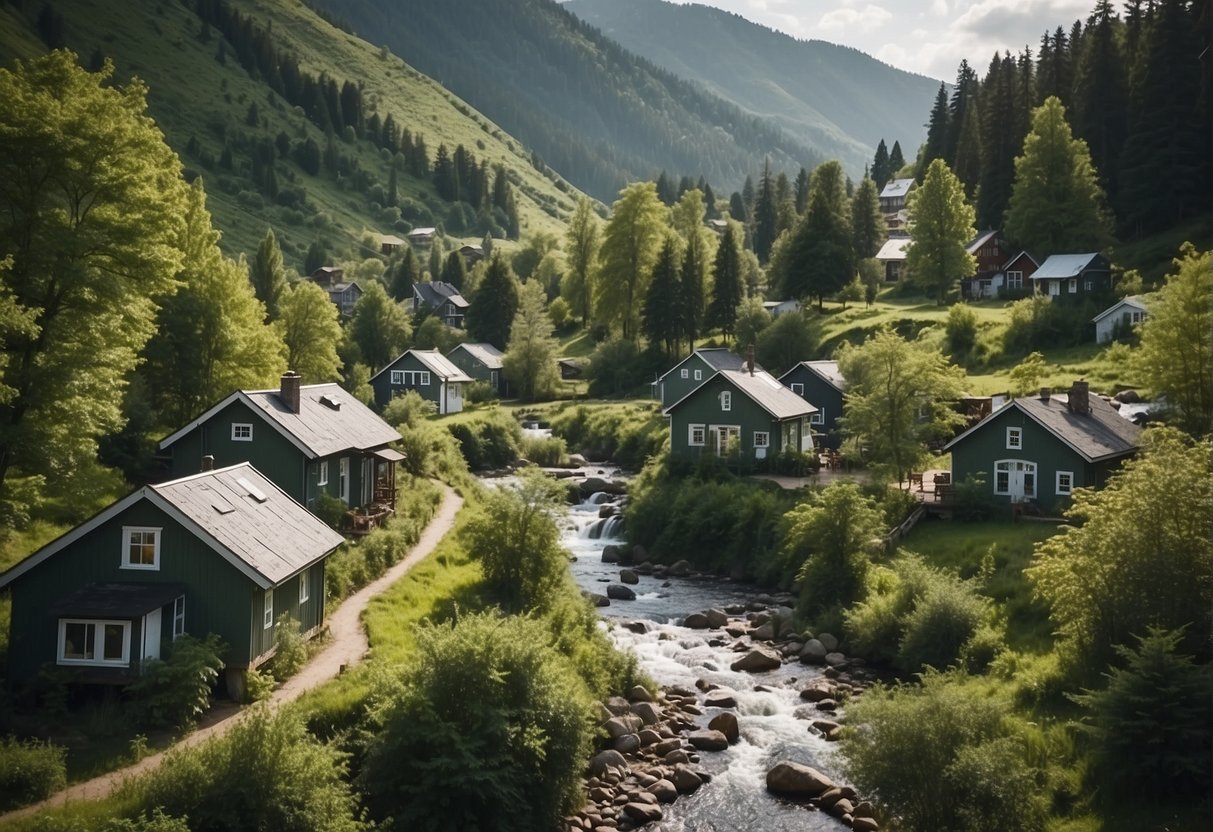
445, 409, 522, 470
519, 433, 567, 466
358, 612, 593, 832
123, 707, 364, 832
243, 668, 274, 703
951, 473, 998, 520
464, 380, 498, 404
381, 389, 437, 428
0, 737, 66, 810
898, 574, 990, 672
548, 403, 666, 468
128, 634, 225, 730
313, 492, 347, 529
944, 303, 978, 358
269, 614, 308, 682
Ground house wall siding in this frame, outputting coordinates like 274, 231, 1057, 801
660, 355, 716, 409
371, 354, 444, 409
668, 378, 799, 459
783, 368, 844, 449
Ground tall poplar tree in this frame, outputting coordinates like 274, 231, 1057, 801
250, 227, 290, 321
561, 197, 601, 328
905, 159, 976, 304
706, 222, 743, 340
596, 181, 665, 340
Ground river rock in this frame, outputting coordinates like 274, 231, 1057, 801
830, 798, 855, 817
708, 712, 739, 744
817, 632, 840, 652
638, 728, 662, 746
604, 696, 632, 715
683, 612, 710, 629
688, 729, 729, 751
632, 702, 662, 725
852, 801, 876, 819
664, 748, 690, 765
647, 779, 678, 803
824, 652, 847, 667
589, 750, 628, 777
622, 802, 663, 823
852, 819, 880, 832
724, 623, 749, 638
705, 608, 729, 628
614, 733, 641, 754
628, 684, 654, 703
772, 606, 796, 636
750, 621, 776, 641
670, 764, 704, 794
799, 639, 827, 663
653, 737, 681, 756
601, 545, 621, 564
581, 477, 626, 498
669, 559, 693, 577
620, 569, 639, 584
599, 503, 616, 518
621, 620, 650, 634
703, 689, 737, 709
607, 584, 636, 601
800, 683, 833, 702
730, 644, 782, 673
586, 592, 610, 607
765, 761, 836, 797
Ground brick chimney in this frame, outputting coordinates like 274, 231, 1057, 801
1068, 380, 1090, 414
280, 371, 302, 414
746, 345, 755, 376
1039, 387, 1050, 403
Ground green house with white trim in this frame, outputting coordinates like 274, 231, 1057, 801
944, 381, 1140, 513
446, 342, 509, 397
158, 373, 404, 525
0, 463, 344, 687
370, 349, 473, 413
664, 365, 816, 461
654, 348, 751, 409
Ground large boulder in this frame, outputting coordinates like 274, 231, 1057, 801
585, 592, 610, 608
607, 584, 636, 601
703, 689, 738, 709
683, 612, 710, 629
705, 608, 729, 628
750, 621, 776, 641
580, 477, 627, 498
799, 639, 827, 664
708, 712, 739, 744
669, 559, 693, 577
622, 802, 663, 823
632, 702, 663, 726
817, 632, 840, 652
614, 733, 641, 754
604, 715, 642, 737
765, 761, 836, 797
852, 818, 880, 832
589, 749, 628, 777
620, 569, 640, 585
670, 764, 704, 794
730, 644, 782, 673
688, 729, 730, 751
647, 779, 678, 803
601, 545, 621, 564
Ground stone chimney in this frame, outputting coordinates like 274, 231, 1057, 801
1039, 387, 1050, 403
1068, 380, 1090, 415
746, 345, 755, 376
280, 371, 302, 414
201, 454, 214, 472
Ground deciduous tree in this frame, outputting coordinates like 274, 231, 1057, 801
277, 281, 342, 383
595, 182, 666, 339
250, 228, 290, 321
503, 281, 560, 402
350, 281, 410, 372
561, 197, 601, 328
905, 159, 976, 304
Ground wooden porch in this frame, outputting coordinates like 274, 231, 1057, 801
901, 469, 955, 515
342, 449, 404, 535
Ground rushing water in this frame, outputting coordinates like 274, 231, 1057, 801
559, 483, 853, 832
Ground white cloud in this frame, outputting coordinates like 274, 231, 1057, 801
816, 4, 893, 34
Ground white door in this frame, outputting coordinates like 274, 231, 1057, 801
142, 608, 161, 663
996, 460, 1037, 501
709, 425, 740, 456
339, 457, 350, 505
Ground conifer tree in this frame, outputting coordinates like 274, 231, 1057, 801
388, 245, 421, 302
1072, 1, 1127, 200
872, 140, 891, 190
977, 53, 1019, 228
706, 222, 743, 340
642, 236, 683, 356
952, 103, 982, 200
794, 167, 811, 215
680, 231, 706, 352
502, 281, 560, 402
905, 159, 976, 304
888, 141, 906, 176
850, 177, 886, 260
919, 83, 951, 181
440, 251, 467, 292
785, 161, 853, 309
728, 191, 747, 223
655, 171, 677, 206
467, 254, 519, 350
250, 228, 290, 322
946, 60, 979, 166
753, 159, 779, 263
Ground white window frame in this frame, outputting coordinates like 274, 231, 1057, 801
1006, 270, 1023, 289
693, 369, 702, 381
790, 382, 804, 395
1068, 278, 1077, 293
172, 596, 186, 640
299, 568, 310, 604
680, 368, 689, 379
994, 460, 1038, 499
720, 391, 732, 412
231, 422, 253, 442
390, 370, 405, 385
1084, 279, 1094, 291
264, 589, 274, 629
811, 408, 825, 425
1130, 310, 1144, 324
688, 424, 706, 447
1056, 471, 1073, 496
753, 431, 770, 449
121, 526, 161, 571
317, 460, 329, 486
57, 619, 131, 667
1006, 427, 1023, 450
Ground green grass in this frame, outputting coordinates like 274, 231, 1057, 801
1112, 212, 1213, 284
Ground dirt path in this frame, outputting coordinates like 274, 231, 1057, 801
1, 484, 462, 823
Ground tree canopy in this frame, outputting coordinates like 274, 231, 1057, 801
561, 197, 601, 327
595, 181, 666, 339
250, 228, 290, 322
467, 254, 520, 350
502, 281, 560, 402
350, 281, 411, 371
905, 159, 976, 304
277, 281, 343, 383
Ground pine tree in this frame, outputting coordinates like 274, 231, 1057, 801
250, 228, 290, 321
1005, 97, 1112, 259
467, 254, 519, 350
387, 157, 399, 207
905, 159, 976, 304
388, 245, 420, 302
888, 141, 905, 176
728, 191, 747, 223
794, 167, 811, 215
946, 60, 979, 166
785, 161, 854, 309
872, 140, 891, 190
706, 222, 743, 340
977, 53, 1019, 228
642, 236, 683, 356
850, 177, 886, 260
680, 229, 706, 352
919, 83, 951, 181
1072, 1, 1127, 201
753, 159, 779, 263
952, 103, 982, 199
655, 171, 677, 206
441, 251, 467, 292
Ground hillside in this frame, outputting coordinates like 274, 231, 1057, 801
566, 0, 940, 176
309, 0, 826, 202
0, 0, 585, 268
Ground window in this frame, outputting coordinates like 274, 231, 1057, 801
1006, 427, 1022, 450
299, 568, 310, 604
994, 460, 1037, 498
680, 368, 689, 379
317, 461, 329, 486
790, 383, 804, 396
231, 422, 253, 441
122, 527, 160, 570
173, 596, 185, 640
720, 391, 732, 412
58, 619, 130, 667
1056, 471, 1073, 496
693, 369, 702, 381
1130, 310, 1144, 324
688, 424, 706, 447
390, 370, 431, 386
1006, 271, 1023, 289
995, 463, 1010, 494
1068, 278, 1077, 293
1084, 279, 1093, 291
264, 590, 274, 629
753, 431, 770, 448
338, 457, 349, 503
811, 408, 825, 425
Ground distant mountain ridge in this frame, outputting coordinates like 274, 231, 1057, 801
565, 0, 941, 175
310, 0, 827, 200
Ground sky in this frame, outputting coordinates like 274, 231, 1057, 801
667, 0, 1096, 81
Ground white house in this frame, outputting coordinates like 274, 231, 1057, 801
1092, 296, 1148, 343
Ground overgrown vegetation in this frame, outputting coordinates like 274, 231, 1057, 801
0, 736, 67, 811
127, 635, 226, 731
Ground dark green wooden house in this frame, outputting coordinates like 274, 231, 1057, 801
654, 348, 750, 409
158, 373, 404, 528
369, 349, 473, 413
446, 342, 508, 397
664, 365, 816, 461
0, 463, 344, 687
779, 360, 847, 449
944, 381, 1140, 513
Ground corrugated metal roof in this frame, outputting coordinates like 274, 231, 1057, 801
243, 383, 402, 458
450, 342, 504, 369
153, 464, 344, 586
876, 237, 911, 261
1031, 253, 1102, 280
720, 369, 817, 420
404, 349, 474, 382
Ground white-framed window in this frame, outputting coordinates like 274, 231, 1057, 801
1006, 427, 1023, 450
1068, 278, 1077, 293
338, 457, 350, 503
688, 424, 706, 447
317, 460, 329, 486
231, 422, 253, 441
57, 619, 131, 667
1084, 279, 1093, 291
811, 408, 825, 425
790, 382, 804, 395
264, 590, 274, 629
693, 369, 702, 381
390, 370, 431, 386
172, 596, 186, 640
753, 431, 770, 448
1056, 471, 1073, 496
1006, 271, 1023, 289
994, 460, 1037, 498
721, 391, 732, 412
121, 527, 160, 570
680, 368, 689, 379
1130, 310, 1144, 323
299, 568, 310, 604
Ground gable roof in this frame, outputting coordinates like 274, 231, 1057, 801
781, 360, 847, 392
448, 342, 504, 370
1001, 250, 1039, 271
944, 393, 1140, 463
159, 383, 401, 459
370, 349, 474, 384
379, 234, 405, 247
664, 368, 816, 420
875, 237, 911, 261
966, 230, 1000, 253
1031, 253, 1106, 280
880, 178, 915, 200
414, 281, 469, 310
658, 348, 750, 383
1092, 295, 1147, 324
0, 463, 344, 592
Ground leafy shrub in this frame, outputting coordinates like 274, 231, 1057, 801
382, 389, 437, 428
128, 634, 225, 730
464, 380, 498, 404
548, 403, 666, 468
583, 338, 647, 397
944, 303, 979, 358
898, 574, 991, 672
519, 433, 567, 466
243, 668, 274, 703
945, 737, 1047, 832
394, 420, 468, 482
358, 612, 593, 832
0, 737, 66, 810
951, 473, 998, 520
313, 493, 347, 530
123, 707, 364, 832
269, 614, 308, 682
445, 409, 522, 471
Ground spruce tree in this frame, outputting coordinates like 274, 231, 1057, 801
946, 60, 979, 165
706, 223, 743, 340
888, 141, 906, 176
905, 159, 976, 305
850, 177, 886, 260
728, 191, 747, 223
1072, 1, 1127, 201
977, 53, 1019, 228
794, 167, 811, 215
467, 254, 520, 350
389, 245, 420, 303
441, 251, 467, 292
250, 228, 290, 322
642, 236, 682, 356
872, 140, 891, 190
753, 159, 779, 264
919, 83, 951, 181
785, 161, 854, 309
952, 103, 983, 200
679, 230, 705, 352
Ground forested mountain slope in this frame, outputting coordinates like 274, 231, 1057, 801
566, 0, 940, 176
0, 0, 582, 266
312, 0, 825, 201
